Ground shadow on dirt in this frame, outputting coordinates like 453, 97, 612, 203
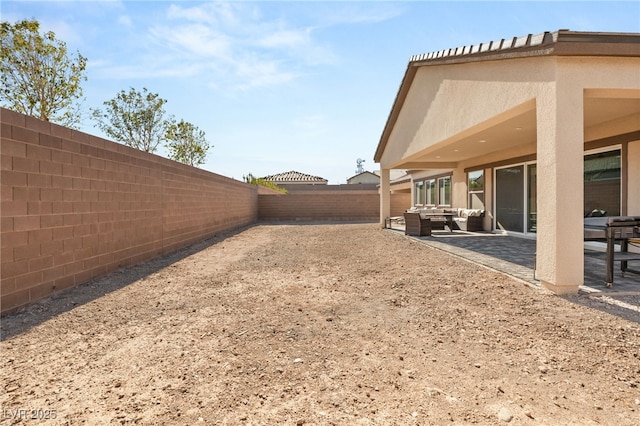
1, 225, 254, 341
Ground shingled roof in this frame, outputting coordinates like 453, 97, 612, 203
262, 171, 328, 185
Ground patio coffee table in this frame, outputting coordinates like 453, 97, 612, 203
420, 212, 454, 233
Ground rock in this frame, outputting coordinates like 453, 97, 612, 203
497, 407, 513, 422
293, 358, 303, 364
425, 387, 442, 397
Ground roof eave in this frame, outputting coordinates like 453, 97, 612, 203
373, 30, 640, 165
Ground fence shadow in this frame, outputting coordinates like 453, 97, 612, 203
0, 225, 254, 340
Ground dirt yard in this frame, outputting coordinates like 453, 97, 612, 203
1, 223, 639, 425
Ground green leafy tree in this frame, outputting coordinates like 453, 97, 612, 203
91, 87, 168, 153
243, 173, 288, 193
0, 19, 87, 127
165, 119, 211, 167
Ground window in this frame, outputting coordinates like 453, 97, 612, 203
425, 179, 436, 206
437, 176, 451, 206
467, 170, 484, 210
584, 148, 621, 217
413, 175, 451, 207
414, 181, 425, 205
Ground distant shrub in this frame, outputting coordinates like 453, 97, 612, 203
243, 173, 288, 194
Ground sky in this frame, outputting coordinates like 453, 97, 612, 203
2, 1, 639, 184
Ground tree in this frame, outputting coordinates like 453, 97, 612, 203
91, 87, 168, 153
165, 119, 211, 167
243, 173, 288, 193
0, 19, 87, 127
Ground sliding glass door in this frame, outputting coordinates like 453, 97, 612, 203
495, 166, 524, 232
494, 163, 537, 234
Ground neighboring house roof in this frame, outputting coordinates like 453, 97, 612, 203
374, 30, 640, 162
390, 172, 411, 185
347, 171, 380, 184
262, 171, 328, 185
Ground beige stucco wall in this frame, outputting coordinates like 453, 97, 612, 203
629, 140, 640, 215
380, 56, 640, 170
348, 173, 380, 185
379, 57, 552, 169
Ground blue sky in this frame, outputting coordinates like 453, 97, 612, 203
2, 1, 639, 183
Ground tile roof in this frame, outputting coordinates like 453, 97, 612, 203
409, 31, 556, 63
262, 171, 328, 184
407, 30, 639, 66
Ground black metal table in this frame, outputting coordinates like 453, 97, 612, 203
584, 216, 640, 287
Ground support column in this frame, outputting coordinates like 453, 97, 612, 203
380, 168, 391, 227
628, 140, 640, 215
536, 82, 584, 294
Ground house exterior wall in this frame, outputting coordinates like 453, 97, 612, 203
629, 140, 640, 215
379, 56, 639, 169
379, 57, 550, 169
348, 173, 380, 185
1, 108, 258, 314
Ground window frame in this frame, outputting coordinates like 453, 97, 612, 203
413, 173, 452, 208
467, 170, 484, 209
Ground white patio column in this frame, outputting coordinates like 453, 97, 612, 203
535, 81, 584, 294
380, 168, 391, 227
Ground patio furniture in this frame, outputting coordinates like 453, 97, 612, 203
584, 216, 640, 287
451, 209, 485, 232
419, 211, 454, 232
385, 216, 404, 229
404, 211, 432, 236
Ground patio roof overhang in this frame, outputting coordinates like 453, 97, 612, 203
374, 30, 640, 172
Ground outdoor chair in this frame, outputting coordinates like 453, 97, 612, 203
403, 211, 432, 236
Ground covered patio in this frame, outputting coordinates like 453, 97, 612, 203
375, 30, 640, 295
384, 223, 640, 295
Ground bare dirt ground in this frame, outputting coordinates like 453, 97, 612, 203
1, 223, 639, 425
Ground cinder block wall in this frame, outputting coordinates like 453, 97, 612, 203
390, 192, 411, 216
258, 190, 411, 221
1, 108, 257, 313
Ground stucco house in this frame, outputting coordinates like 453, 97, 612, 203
374, 30, 640, 294
347, 171, 380, 184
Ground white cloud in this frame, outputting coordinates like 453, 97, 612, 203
257, 28, 312, 49
166, 2, 242, 27
152, 23, 231, 58
89, 1, 395, 92
293, 114, 327, 131
146, 2, 336, 92
117, 15, 132, 28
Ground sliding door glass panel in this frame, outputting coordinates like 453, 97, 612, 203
527, 164, 537, 233
426, 179, 436, 205
584, 150, 621, 217
438, 176, 451, 206
495, 166, 524, 232
414, 181, 424, 206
